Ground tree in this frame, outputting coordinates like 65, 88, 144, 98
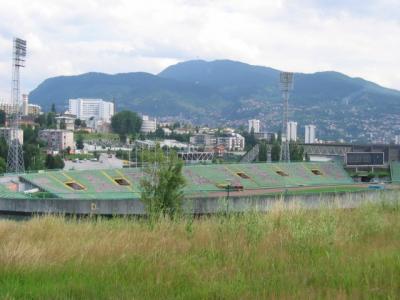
271, 142, 281, 162
258, 141, 267, 162
140, 147, 186, 219
45, 154, 64, 169
154, 126, 165, 139
59, 120, 66, 130
24, 144, 44, 170
0, 110, 6, 126
76, 135, 84, 150
51, 103, 56, 113
111, 111, 142, 139
290, 142, 304, 162
0, 157, 6, 174
0, 137, 8, 160
46, 112, 56, 129
23, 125, 38, 145
305, 152, 310, 162
74, 118, 81, 127
35, 114, 47, 128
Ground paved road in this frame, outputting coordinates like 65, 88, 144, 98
64, 153, 123, 171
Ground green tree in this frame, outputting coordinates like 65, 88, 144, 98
45, 154, 64, 169
111, 111, 142, 140
140, 147, 186, 219
154, 126, 165, 139
76, 135, 84, 150
59, 120, 66, 130
0, 110, 6, 126
46, 112, 56, 129
74, 118, 81, 127
305, 152, 310, 162
0, 137, 8, 160
23, 125, 39, 144
0, 157, 6, 174
290, 142, 304, 162
51, 103, 56, 113
258, 141, 267, 162
271, 142, 281, 162
23, 144, 43, 171
35, 114, 47, 128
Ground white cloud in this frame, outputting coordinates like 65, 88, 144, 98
0, 0, 398, 99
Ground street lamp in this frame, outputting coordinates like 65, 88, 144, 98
225, 179, 232, 215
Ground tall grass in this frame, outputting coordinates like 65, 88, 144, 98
0, 201, 399, 299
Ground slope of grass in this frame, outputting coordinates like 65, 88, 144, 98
0, 201, 400, 299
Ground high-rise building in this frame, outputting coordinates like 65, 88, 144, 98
305, 125, 316, 144
395, 135, 400, 145
287, 121, 297, 141
69, 98, 114, 123
248, 119, 260, 133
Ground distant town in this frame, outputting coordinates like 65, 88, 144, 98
0, 93, 399, 173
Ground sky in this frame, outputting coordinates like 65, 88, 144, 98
0, 0, 399, 99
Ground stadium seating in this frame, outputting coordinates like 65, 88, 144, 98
20, 161, 353, 199
390, 162, 400, 183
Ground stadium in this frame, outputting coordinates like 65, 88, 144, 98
0, 160, 398, 215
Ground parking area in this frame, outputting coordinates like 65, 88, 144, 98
64, 153, 123, 170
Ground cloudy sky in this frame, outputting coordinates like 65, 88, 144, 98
0, 0, 399, 99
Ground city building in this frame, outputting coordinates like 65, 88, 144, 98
190, 134, 217, 146
248, 119, 260, 133
217, 133, 245, 151
140, 115, 157, 133
0, 128, 23, 145
28, 104, 42, 116
0, 102, 18, 115
68, 98, 114, 123
254, 132, 278, 142
39, 129, 74, 152
305, 125, 316, 144
55, 114, 76, 131
162, 128, 172, 136
287, 121, 297, 141
395, 135, 400, 145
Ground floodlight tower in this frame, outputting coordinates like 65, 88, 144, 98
280, 71, 294, 163
6, 38, 26, 173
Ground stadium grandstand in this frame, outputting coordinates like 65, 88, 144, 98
390, 162, 400, 183
18, 162, 354, 199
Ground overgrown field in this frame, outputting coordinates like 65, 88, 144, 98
0, 202, 400, 299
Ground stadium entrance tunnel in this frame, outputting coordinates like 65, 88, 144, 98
65, 181, 85, 190
236, 172, 250, 179
276, 170, 289, 176
114, 178, 130, 186
311, 169, 323, 175
216, 183, 244, 191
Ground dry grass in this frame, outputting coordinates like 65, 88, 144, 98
0, 201, 400, 299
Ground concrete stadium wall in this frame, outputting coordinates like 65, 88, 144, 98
0, 190, 398, 216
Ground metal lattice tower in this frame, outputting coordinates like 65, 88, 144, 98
6, 38, 26, 174
280, 72, 294, 163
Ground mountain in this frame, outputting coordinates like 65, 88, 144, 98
29, 71, 228, 117
29, 59, 400, 141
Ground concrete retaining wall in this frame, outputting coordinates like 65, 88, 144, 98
0, 190, 398, 216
